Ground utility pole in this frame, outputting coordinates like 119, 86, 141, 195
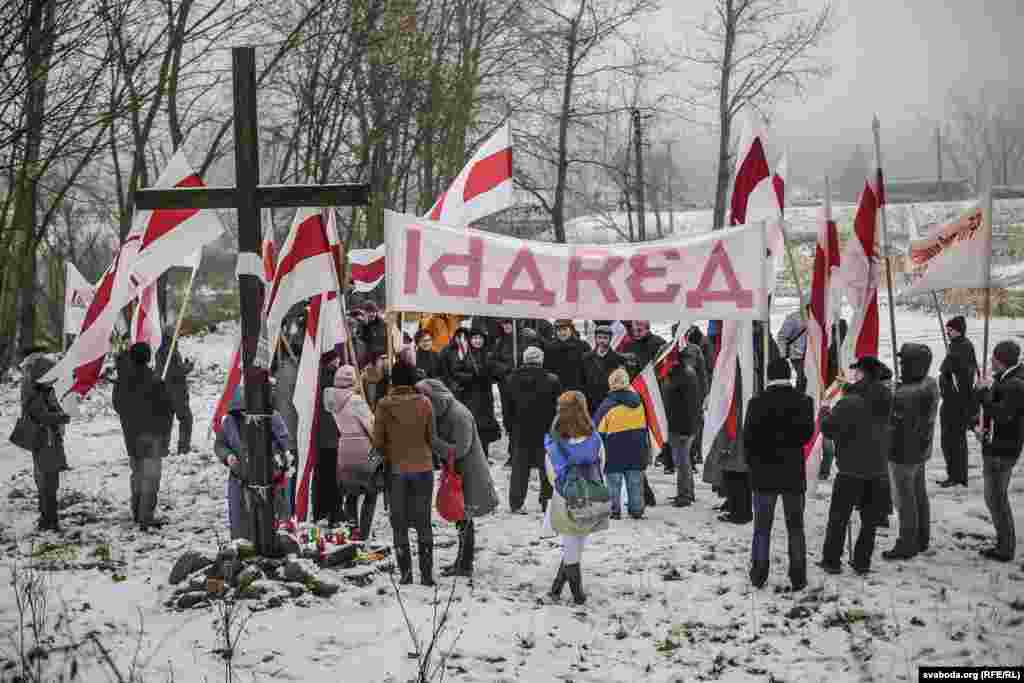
665, 140, 676, 234
632, 108, 647, 242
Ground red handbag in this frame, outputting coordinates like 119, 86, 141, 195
436, 447, 466, 522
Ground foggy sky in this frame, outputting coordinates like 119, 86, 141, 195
646, 0, 1023, 185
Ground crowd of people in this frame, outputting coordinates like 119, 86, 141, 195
15, 304, 1024, 597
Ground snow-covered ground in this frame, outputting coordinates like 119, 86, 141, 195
2, 312, 1024, 682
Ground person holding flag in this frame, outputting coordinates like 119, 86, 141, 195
155, 326, 195, 455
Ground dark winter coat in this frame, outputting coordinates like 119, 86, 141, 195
581, 348, 626, 414
682, 344, 709, 400
663, 360, 701, 437
438, 332, 469, 393
742, 381, 815, 493
112, 352, 174, 439
317, 361, 340, 451
940, 336, 978, 424
22, 357, 68, 474
488, 330, 517, 385
621, 332, 667, 378
504, 364, 562, 452
977, 363, 1024, 463
360, 317, 389, 360
417, 379, 499, 518
155, 339, 193, 387
821, 371, 893, 479
593, 389, 649, 473
889, 343, 940, 465
448, 337, 501, 444
415, 348, 443, 380
543, 336, 590, 393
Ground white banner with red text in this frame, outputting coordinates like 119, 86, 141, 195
384, 210, 770, 321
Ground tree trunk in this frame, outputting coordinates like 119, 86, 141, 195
712, 0, 736, 231
552, 2, 586, 244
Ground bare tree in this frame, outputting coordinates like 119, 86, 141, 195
943, 87, 1024, 191
684, 0, 834, 229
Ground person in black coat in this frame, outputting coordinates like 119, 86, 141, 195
155, 331, 195, 455
449, 326, 502, 458
315, 351, 343, 524
414, 329, 443, 380
358, 301, 389, 360
21, 354, 70, 532
819, 355, 893, 575
621, 321, 666, 379
488, 319, 518, 463
744, 358, 815, 589
883, 343, 940, 560
544, 319, 590, 393
664, 345, 703, 507
938, 315, 978, 487
581, 325, 626, 415
504, 346, 562, 512
112, 342, 174, 530
438, 327, 470, 393
975, 340, 1024, 561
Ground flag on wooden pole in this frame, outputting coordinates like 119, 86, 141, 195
63, 263, 95, 336
427, 122, 513, 226
835, 161, 882, 361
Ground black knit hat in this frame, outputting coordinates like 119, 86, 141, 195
850, 355, 886, 377
993, 340, 1021, 368
129, 342, 152, 365
594, 325, 613, 338
767, 358, 792, 381
391, 361, 419, 387
946, 315, 966, 336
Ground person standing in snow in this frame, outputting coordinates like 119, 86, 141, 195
373, 360, 436, 585
620, 320, 666, 380
488, 318, 519, 462
20, 353, 70, 532
544, 391, 608, 605
581, 324, 626, 415
413, 329, 442, 380
272, 341, 300, 454
214, 386, 291, 539
112, 342, 174, 531
938, 315, 978, 488
505, 346, 562, 513
447, 326, 502, 459
544, 319, 590, 393
438, 327, 470, 394
819, 355, 893, 575
777, 307, 808, 395
593, 368, 648, 520
974, 340, 1024, 562
315, 351, 343, 524
663, 344, 704, 507
323, 365, 377, 540
416, 379, 500, 577
883, 343, 940, 561
155, 329, 195, 455
743, 358, 816, 590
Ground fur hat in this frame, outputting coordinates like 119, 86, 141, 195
523, 346, 544, 365
993, 340, 1021, 368
334, 365, 358, 389
946, 315, 966, 336
554, 319, 574, 329
129, 342, 152, 365
767, 358, 792, 381
608, 367, 630, 391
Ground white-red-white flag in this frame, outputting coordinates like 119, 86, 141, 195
836, 161, 882, 361
63, 262, 94, 336
293, 291, 346, 521
904, 202, 992, 296
131, 282, 162, 351
348, 244, 385, 293
258, 207, 339, 368
426, 122, 513, 226
128, 149, 224, 290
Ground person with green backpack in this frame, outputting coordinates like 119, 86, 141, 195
543, 391, 610, 605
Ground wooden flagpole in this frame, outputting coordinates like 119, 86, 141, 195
932, 292, 949, 351
982, 188, 994, 379
873, 116, 900, 378
162, 264, 199, 381
909, 204, 950, 351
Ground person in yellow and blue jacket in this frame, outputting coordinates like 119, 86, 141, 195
592, 368, 649, 520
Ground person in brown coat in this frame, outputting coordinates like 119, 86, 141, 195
373, 360, 436, 585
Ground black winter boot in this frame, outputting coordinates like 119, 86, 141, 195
549, 562, 567, 600
566, 563, 586, 605
789, 566, 807, 591
749, 561, 769, 588
396, 545, 413, 585
418, 541, 435, 587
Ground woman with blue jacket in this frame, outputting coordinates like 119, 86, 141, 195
593, 368, 649, 519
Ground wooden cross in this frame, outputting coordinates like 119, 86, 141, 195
134, 47, 370, 556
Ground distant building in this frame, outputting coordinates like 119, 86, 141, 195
884, 178, 972, 204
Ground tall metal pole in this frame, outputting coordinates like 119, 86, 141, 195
873, 116, 900, 378
633, 109, 647, 242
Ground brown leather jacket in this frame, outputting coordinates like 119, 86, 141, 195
372, 386, 434, 473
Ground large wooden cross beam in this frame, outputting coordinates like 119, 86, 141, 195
134, 47, 370, 556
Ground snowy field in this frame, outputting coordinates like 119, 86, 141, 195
2, 310, 1024, 682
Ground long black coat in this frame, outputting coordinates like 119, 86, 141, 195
821, 374, 893, 479
24, 382, 68, 474
940, 336, 978, 425
743, 383, 815, 493
448, 347, 501, 444
415, 348, 443, 380
581, 349, 626, 414
360, 317, 389, 360
504, 364, 562, 454
112, 353, 174, 439
890, 343, 940, 465
621, 333, 667, 378
544, 337, 590, 393
663, 362, 702, 437
977, 363, 1024, 463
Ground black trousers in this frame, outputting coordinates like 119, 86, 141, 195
167, 384, 193, 452
455, 518, 476, 571
389, 473, 434, 549
509, 445, 552, 511
724, 470, 752, 522
822, 473, 886, 569
344, 490, 378, 540
940, 406, 969, 484
315, 448, 340, 524
34, 461, 60, 527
